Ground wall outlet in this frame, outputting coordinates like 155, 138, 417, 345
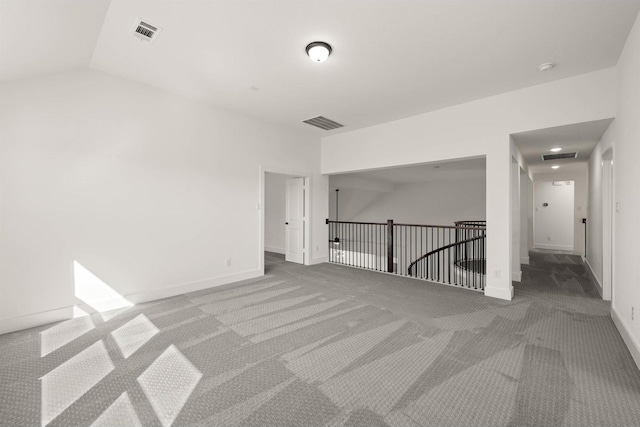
632, 306, 635, 321
493, 270, 501, 278
225, 258, 231, 267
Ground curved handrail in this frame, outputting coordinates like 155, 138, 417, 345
407, 233, 486, 276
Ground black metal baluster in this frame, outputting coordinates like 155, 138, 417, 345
376, 224, 379, 271
448, 228, 451, 284
473, 229, 476, 288
358, 223, 361, 268
405, 225, 408, 276
364, 224, 371, 268
347, 222, 350, 266
413, 226, 416, 276
378, 224, 381, 271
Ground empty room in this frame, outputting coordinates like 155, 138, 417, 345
1, 1, 640, 426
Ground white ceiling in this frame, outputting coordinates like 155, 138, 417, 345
332, 157, 486, 187
0, 0, 111, 82
1, 1, 639, 135
512, 119, 613, 174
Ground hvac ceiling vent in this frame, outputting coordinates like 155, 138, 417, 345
132, 19, 161, 42
303, 116, 344, 131
542, 152, 578, 161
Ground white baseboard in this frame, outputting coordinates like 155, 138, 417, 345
0, 269, 263, 336
0, 306, 74, 335
484, 285, 514, 301
512, 271, 522, 282
265, 246, 285, 255
611, 307, 640, 371
534, 243, 574, 251
520, 256, 530, 265
126, 269, 263, 304
309, 256, 328, 265
583, 257, 603, 298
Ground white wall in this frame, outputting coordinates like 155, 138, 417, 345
532, 181, 575, 251
533, 164, 588, 255
329, 176, 486, 226
322, 68, 616, 300
611, 12, 640, 367
511, 159, 522, 281
587, 124, 615, 290
520, 170, 531, 264
264, 173, 287, 254
509, 137, 533, 280
527, 181, 535, 251
0, 69, 327, 333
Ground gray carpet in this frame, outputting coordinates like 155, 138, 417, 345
1, 251, 639, 426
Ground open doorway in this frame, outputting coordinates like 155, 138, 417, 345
602, 149, 614, 301
533, 180, 575, 252
261, 170, 310, 273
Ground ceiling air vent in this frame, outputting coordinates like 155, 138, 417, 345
542, 152, 578, 161
303, 116, 344, 131
132, 19, 161, 42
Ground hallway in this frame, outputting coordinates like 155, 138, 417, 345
511, 251, 639, 425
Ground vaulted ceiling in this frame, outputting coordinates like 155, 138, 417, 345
1, 1, 639, 135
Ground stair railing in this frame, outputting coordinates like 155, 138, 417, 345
407, 232, 486, 290
326, 219, 486, 291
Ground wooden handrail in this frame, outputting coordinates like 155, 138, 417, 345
395, 223, 485, 230
326, 219, 387, 226
327, 219, 486, 229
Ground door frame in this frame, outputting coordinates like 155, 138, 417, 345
602, 148, 614, 301
259, 166, 312, 274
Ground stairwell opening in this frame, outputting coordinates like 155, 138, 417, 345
326, 157, 487, 291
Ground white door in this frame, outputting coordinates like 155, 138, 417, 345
534, 181, 575, 251
285, 177, 305, 264
602, 151, 613, 301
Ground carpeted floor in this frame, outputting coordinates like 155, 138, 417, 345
1, 251, 639, 426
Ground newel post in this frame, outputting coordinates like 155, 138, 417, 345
387, 219, 394, 273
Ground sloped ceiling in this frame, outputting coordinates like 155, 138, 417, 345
0, 0, 110, 82
1, 1, 639, 135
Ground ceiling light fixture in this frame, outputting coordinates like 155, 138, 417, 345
306, 41, 332, 63
550, 147, 562, 152
538, 62, 555, 72
551, 165, 560, 169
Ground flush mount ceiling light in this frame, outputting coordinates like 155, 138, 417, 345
306, 41, 332, 63
551, 165, 560, 169
550, 147, 562, 152
538, 62, 555, 72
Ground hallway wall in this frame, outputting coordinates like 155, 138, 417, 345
611, 11, 640, 366
587, 124, 615, 290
